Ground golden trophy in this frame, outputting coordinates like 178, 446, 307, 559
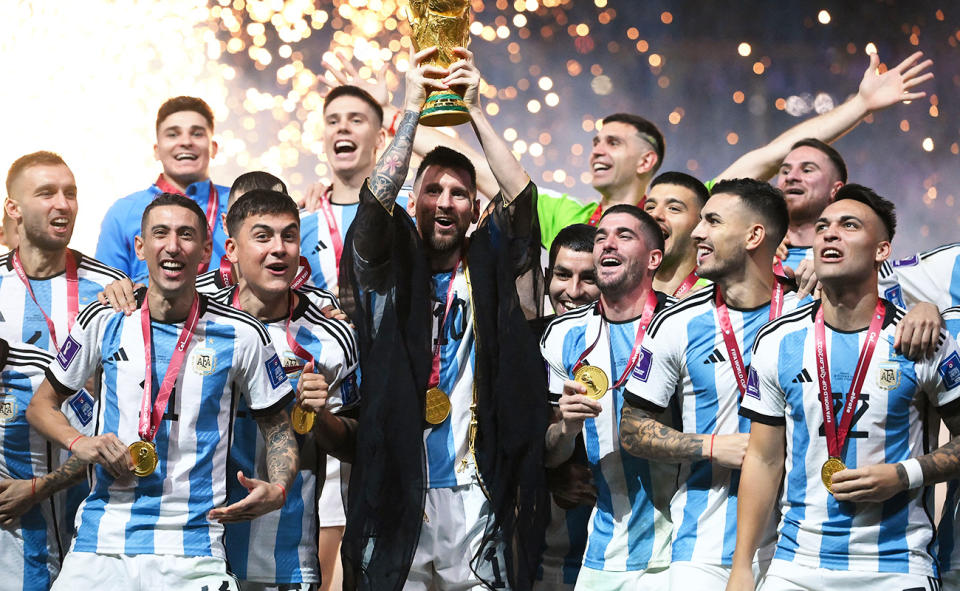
408, 0, 471, 126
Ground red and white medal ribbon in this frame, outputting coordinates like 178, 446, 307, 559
12, 249, 78, 350
573, 290, 658, 389
716, 280, 785, 401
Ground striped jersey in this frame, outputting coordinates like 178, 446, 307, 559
45, 293, 294, 559
0, 341, 67, 591
424, 264, 477, 488
213, 285, 359, 584
936, 306, 960, 574
878, 242, 960, 311
623, 284, 801, 566
740, 299, 960, 576
782, 246, 812, 272
540, 294, 678, 572
194, 269, 339, 311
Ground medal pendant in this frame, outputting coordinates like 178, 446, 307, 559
425, 387, 452, 425
291, 405, 316, 435
821, 456, 847, 494
574, 365, 609, 400
129, 440, 158, 477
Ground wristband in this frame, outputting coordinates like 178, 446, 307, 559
388, 110, 401, 135
900, 458, 924, 490
274, 483, 287, 504
709, 434, 716, 460
68, 434, 84, 452
31, 477, 37, 496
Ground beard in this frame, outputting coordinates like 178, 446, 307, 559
424, 226, 466, 255
597, 260, 644, 297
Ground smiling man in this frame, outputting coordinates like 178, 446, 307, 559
96, 96, 229, 284
644, 171, 711, 297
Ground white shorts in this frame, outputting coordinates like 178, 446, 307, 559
51, 552, 240, 591
573, 565, 669, 591
317, 457, 348, 527
759, 559, 939, 591
240, 582, 315, 591
668, 559, 769, 588
405, 481, 509, 591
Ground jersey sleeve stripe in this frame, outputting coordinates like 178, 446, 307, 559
647, 286, 714, 338
539, 303, 594, 346
920, 241, 960, 260
77, 255, 127, 280
44, 368, 78, 398
939, 396, 960, 418
248, 390, 295, 418
205, 300, 271, 345
751, 301, 817, 353
739, 406, 785, 426
624, 390, 666, 413
301, 307, 358, 366
76, 301, 113, 329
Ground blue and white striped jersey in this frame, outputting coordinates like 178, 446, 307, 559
0, 341, 67, 591
45, 294, 294, 559
782, 246, 812, 272
540, 295, 677, 572
623, 284, 801, 566
936, 307, 960, 575
194, 268, 339, 311
212, 286, 358, 584
424, 265, 477, 488
741, 300, 960, 577
878, 242, 960, 311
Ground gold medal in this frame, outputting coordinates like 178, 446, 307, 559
425, 387, 452, 425
821, 456, 847, 494
291, 405, 315, 435
574, 365, 609, 400
129, 440, 158, 477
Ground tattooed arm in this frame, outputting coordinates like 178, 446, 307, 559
208, 409, 299, 523
917, 413, 960, 483
0, 454, 86, 527
619, 403, 750, 468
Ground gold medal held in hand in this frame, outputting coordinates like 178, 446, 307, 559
821, 456, 846, 494
129, 440, 158, 477
574, 365, 609, 400
291, 405, 316, 435
425, 387, 452, 425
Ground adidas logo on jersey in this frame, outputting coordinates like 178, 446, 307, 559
109, 348, 129, 362
792, 368, 813, 383
703, 348, 726, 364
313, 239, 328, 255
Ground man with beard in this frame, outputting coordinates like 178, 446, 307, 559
644, 172, 711, 298
729, 185, 960, 591
96, 96, 229, 283
540, 205, 675, 590
619, 178, 799, 587
338, 46, 548, 590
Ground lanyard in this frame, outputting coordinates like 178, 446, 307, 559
139, 292, 201, 442
673, 269, 700, 298
573, 290, 658, 390
231, 287, 312, 374
587, 204, 603, 227
814, 299, 885, 459
217, 255, 311, 290
429, 260, 462, 390
715, 280, 785, 400
12, 249, 78, 350
318, 187, 344, 277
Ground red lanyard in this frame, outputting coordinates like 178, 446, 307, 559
587, 204, 603, 227
673, 269, 700, 298
573, 290, 658, 389
715, 280, 785, 400
773, 257, 790, 281
12, 249, 78, 350
217, 255, 311, 290
318, 188, 344, 276
429, 261, 462, 390
814, 300, 885, 459
231, 288, 313, 374
139, 292, 201, 442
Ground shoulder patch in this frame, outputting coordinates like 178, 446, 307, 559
892, 254, 919, 268
630, 345, 654, 382
265, 354, 287, 389
68, 389, 95, 426
57, 335, 82, 370
340, 372, 360, 407
883, 284, 905, 308
745, 366, 761, 400
940, 351, 960, 390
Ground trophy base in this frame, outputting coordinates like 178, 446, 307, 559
420, 92, 470, 127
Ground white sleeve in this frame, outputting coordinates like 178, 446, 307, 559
918, 330, 960, 414
739, 332, 786, 423
238, 329, 295, 416
623, 326, 680, 412
46, 305, 107, 395
319, 320, 360, 414
540, 331, 569, 406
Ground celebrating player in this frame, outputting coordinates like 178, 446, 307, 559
96, 96, 229, 283
541, 205, 674, 590
27, 193, 297, 589
619, 178, 798, 587
729, 184, 960, 590
545, 223, 600, 318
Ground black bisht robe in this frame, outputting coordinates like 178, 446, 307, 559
338, 180, 550, 591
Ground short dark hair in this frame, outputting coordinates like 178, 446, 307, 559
6, 151, 68, 195
229, 171, 288, 205
141, 193, 209, 241
226, 189, 300, 237
650, 171, 709, 207
789, 138, 847, 183
156, 96, 215, 133
710, 178, 789, 247
549, 224, 597, 270
600, 204, 665, 253
414, 146, 477, 192
602, 113, 665, 174
323, 85, 384, 126
832, 183, 897, 241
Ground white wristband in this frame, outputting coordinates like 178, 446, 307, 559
900, 458, 924, 490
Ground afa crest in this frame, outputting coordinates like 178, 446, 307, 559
190, 347, 217, 376
877, 362, 901, 390
0, 394, 17, 424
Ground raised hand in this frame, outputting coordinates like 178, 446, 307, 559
443, 47, 481, 110
320, 50, 390, 108
857, 51, 933, 112
207, 471, 286, 522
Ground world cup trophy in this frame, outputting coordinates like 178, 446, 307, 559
407, 0, 471, 126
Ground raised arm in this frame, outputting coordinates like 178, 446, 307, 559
444, 47, 530, 203
620, 402, 748, 467
0, 453, 85, 527
715, 51, 933, 182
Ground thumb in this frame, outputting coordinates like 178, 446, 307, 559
304, 361, 315, 375
236, 471, 253, 490
0, 479, 11, 492
867, 51, 879, 73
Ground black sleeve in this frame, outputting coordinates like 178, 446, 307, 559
623, 389, 667, 414
351, 181, 398, 277
739, 407, 786, 426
